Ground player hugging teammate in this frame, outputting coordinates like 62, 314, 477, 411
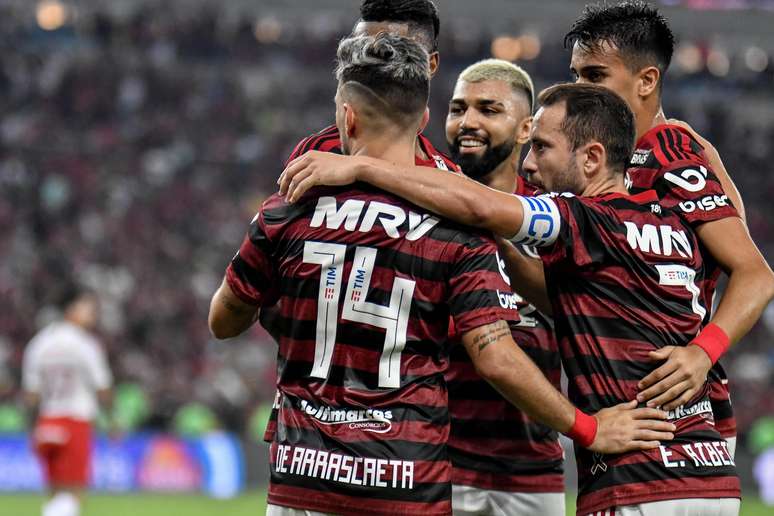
210, 1, 774, 516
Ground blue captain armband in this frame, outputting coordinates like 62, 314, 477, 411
509, 195, 561, 247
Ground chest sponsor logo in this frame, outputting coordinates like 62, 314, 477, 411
311, 197, 439, 241
624, 222, 693, 258
496, 290, 520, 310
297, 398, 393, 434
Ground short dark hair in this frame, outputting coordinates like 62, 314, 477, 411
336, 33, 430, 128
359, 0, 440, 52
538, 83, 635, 174
564, 1, 674, 90
54, 282, 92, 311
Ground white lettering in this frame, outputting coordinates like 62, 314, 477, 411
659, 445, 680, 468
310, 197, 365, 231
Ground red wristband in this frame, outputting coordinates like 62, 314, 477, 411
690, 323, 730, 365
566, 408, 597, 448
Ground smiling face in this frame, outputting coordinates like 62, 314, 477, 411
522, 102, 585, 195
445, 79, 531, 180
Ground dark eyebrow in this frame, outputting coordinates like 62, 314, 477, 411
576, 65, 608, 75
476, 99, 505, 108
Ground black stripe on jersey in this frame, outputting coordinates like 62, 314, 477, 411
656, 131, 677, 162
664, 128, 689, 161
450, 416, 558, 442
556, 314, 697, 349
270, 469, 451, 504
263, 198, 318, 226
278, 421, 448, 462
299, 126, 339, 157
580, 458, 736, 492
279, 358, 448, 393
568, 390, 628, 410
561, 353, 651, 383
231, 254, 269, 291
248, 220, 273, 255
449, 447, 563, 476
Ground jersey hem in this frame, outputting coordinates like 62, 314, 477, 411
577, 488, 741, 514
267, 493, 452, 516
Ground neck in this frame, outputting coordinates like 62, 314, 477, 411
350, 133, 417, 167
581, 170, 628, 197
636, 97, 668, 142
480, 146, 521, 193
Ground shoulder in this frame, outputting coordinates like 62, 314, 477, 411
637, 124, 708, 169
286, 125, 342, 164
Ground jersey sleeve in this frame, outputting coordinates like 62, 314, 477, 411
225, 209, 281, 307
285, 125, 342, 166
446, 234, 520, 334
648, 127, 739, 226
84, 339, 113, 391
530, 195, 601, 269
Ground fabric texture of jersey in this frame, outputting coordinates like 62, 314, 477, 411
226, 185, 519, 516
22, 321, 112, 421
626, 124, 740, 439
446, 176, 564, 493
538, 191, 739, 514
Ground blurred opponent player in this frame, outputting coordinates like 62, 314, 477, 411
565, 0, 774, 456
442, 59, 565, 515
279, 82, 744, 516
22, 285, 113, 516
212, 35, 674, 516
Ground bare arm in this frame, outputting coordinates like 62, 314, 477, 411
208, 277, 260, 339
496, 238, 552, 315
462, 321, 675, 453
639, 216, 774, 408
279, 151, 524, 237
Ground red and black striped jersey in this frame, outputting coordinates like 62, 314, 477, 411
537, 191, 739, 514
226, 186, 519, 516
626, 124, 740, 438
445, 178, 564, 493
286, 124, 461, 172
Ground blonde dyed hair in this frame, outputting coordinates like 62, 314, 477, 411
458, 59, 534, 112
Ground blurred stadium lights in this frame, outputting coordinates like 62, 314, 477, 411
491, 34, 541, 62
675, 42, 704, 74
35, 0, 68, 31
745, 46, 769, 72
707, 47, 731, 76
491, 36, 522, 62
254, 17, 282, 44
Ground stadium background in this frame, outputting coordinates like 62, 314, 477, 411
1, 0, 773, 514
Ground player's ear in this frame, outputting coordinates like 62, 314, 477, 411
343, 103, 357, 138
637, 66, 660, 99
583, 141, 606, 178
516, 115, 532, 145
418, 107, 430, 135
428, 52, 440, 77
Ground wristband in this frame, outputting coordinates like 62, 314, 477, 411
566, 408, 598, 448
690, 323, 730, 365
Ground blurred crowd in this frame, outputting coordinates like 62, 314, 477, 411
0, 4, 773, 439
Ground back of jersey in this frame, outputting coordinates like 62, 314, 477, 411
22, 321, 112, 421
226, 186, 517, 516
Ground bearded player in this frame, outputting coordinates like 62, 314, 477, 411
442, 59, 565, 516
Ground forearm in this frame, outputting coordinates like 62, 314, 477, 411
208, 278, 260, 339
464, 324, 575, 433
708, 263, 774, 346
704, 149, 746, 223
496, 239, 552, 315
356, 157, 523, 237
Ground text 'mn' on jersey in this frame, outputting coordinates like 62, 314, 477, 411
445, 177, 564, 493
514, 191, 739, 514
627, 124, 740, 439
226, 186, 518, 515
